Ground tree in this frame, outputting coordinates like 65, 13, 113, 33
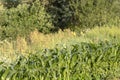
1, 0, 21, 8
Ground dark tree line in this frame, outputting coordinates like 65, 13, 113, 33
0, 0, 120, 40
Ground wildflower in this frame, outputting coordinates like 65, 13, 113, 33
72, 32, 76, 36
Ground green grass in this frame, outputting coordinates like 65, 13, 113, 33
84, 26, 120, 43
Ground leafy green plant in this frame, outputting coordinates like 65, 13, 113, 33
45, 0, 120, 30
0, 41, 120, 80
0, 0, 54, 40
1, 0, 21, 8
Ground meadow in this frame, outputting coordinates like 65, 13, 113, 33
0, 26, 120, 80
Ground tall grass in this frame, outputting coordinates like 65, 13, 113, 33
0, 26, 120, 64
0, 3, 4, 11
0, 29, 77, 64
84, 26, 120, 43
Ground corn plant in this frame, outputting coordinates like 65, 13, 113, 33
0, 41, 120, 80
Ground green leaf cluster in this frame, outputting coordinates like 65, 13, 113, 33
0, 0, 54, 40
0, 0, 120, 40
0, 41, 120, 80
46, 0, 120, 29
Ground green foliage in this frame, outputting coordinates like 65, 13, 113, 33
1, 0, 21, 8
45, 0, 72, 29
0, 0, 54, 40
0, 0, 120, 40
45, 0, 120, 29
0, 41, 120, 80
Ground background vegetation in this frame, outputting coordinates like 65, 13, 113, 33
0, 0, 120, 79
0, 0, 120, 40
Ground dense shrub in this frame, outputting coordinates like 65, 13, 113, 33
0, 41, 120, 80
0, 0, 54, 40
46, 0, 73, 29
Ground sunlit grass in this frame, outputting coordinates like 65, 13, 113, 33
28, 29, 76, 50
84, 26, 120, 43
0, 26, 120, 64
0, 3, 4, 11
0, 29, 77, 63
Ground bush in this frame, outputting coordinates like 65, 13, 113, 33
0, 0, 54, 40
46, 0, 73, 29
